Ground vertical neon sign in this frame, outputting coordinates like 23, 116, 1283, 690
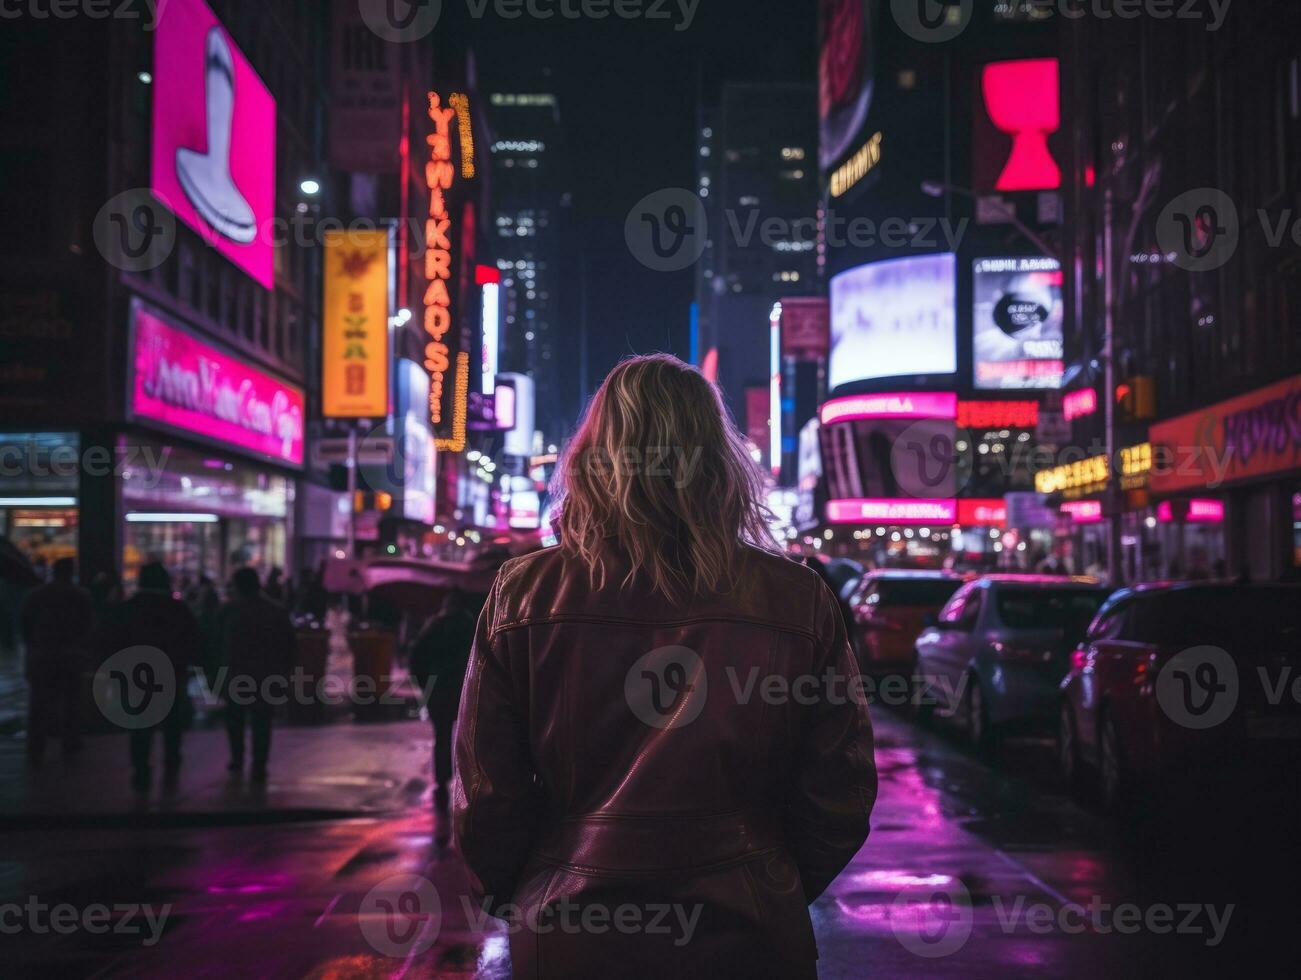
770, 302, 782, 477
423, 91, 457, 438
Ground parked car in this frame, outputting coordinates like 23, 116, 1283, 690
1058, 583, 1301, 811
915, 575, 1109, 749
844, 571, 965, 678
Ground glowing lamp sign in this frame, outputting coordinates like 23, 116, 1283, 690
422, 91, 471, 451
976, 59, 1061, 192
826, 498, 957, 525
820, 392, 957, 426
1063, 389, 1098, 422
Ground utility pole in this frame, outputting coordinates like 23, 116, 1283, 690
1102, 186, 1123, 586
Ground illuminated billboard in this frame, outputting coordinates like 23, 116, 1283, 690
129, 305, 303, 467
974, 58, 1061, 193
819, 0, 876, 174
972, 256, 1064, 390
152, 0, 276, 289
819, 391, 957, 502
829, 253, 956, 389
322, 229, 390, 418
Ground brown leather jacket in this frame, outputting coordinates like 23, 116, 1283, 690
453, 542, 877, 979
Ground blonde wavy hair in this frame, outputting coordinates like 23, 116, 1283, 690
550, 354, 776, 603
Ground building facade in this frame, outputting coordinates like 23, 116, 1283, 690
1060, 0, 1301, 581
0, 1, 328, 588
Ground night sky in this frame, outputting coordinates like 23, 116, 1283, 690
457, 0, 816, 402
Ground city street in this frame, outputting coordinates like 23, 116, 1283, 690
2, 709, 1287, 977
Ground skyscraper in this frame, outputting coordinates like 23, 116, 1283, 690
486, 88, 574, 452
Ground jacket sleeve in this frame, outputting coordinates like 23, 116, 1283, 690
786, 578, 878, 902
452, 575, 543, 915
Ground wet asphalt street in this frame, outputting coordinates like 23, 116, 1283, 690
1, 708, 1294, 978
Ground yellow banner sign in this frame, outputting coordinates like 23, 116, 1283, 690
323, 229, 389, 418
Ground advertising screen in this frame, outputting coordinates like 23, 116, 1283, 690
819, 0, 876, 173
397, 360, 435, 525
129, 305, 304, 467
972, 256, 1064, 390
829, 253, 956, 389
152, 0, 276, 289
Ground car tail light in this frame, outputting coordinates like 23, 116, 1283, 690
991, 641, 1050, 662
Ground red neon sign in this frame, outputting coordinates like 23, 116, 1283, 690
957, 499, 1007, 527
981, 59, 1061, 192
956, 400, 1039, 430
1061, 500, 1103, 524
1063, 389, 1098, 422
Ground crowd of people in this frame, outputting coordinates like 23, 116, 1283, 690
13, 556, 481, 805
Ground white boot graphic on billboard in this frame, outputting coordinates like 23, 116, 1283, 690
176, 27, 256, 244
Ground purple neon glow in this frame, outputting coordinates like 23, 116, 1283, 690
826, 498, 958, 525
820, 392, 958, 425
132, 308, 304, 466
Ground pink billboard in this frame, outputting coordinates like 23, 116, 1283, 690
826, 498, 958, 525
152, 0, 276, 289
820, 392, 957, 426
131, 307, 304, 466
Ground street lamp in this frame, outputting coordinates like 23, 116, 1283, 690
920, 180, 1058, 259
922, 178, 1122, 585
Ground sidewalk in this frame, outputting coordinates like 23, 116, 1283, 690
0, 718, 439, 827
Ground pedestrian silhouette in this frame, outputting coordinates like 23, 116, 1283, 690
217, 567, 293, 782
409, 588, 481, 812
19, 557, 93, 766
99, 562, 201, 792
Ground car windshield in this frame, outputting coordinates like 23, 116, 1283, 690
1135, 589, 1301, 650
874, 579, 963, 607
994, 588, 1105, 632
